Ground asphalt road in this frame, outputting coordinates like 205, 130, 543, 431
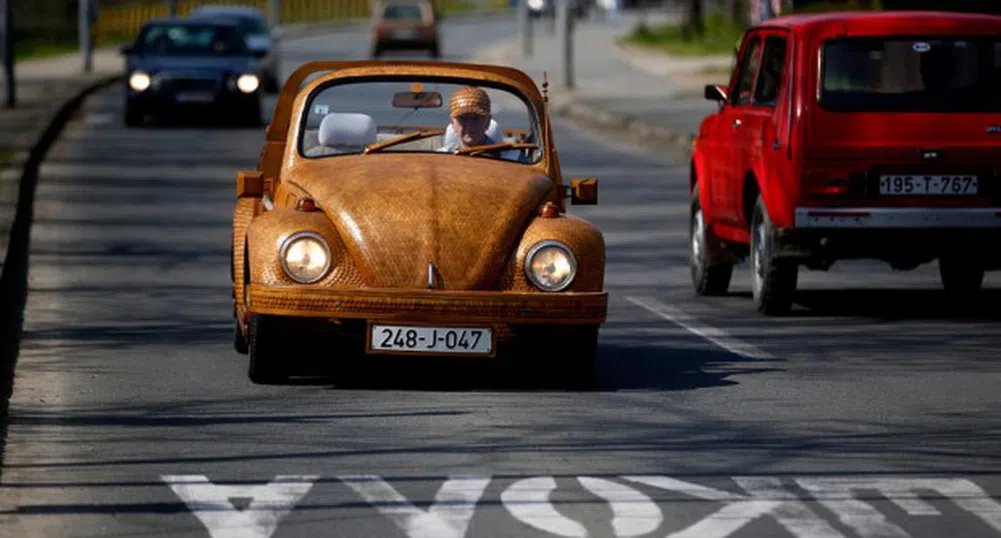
3, 15, 1001, 538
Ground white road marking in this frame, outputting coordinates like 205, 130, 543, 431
162, 474, 318, 538
797, 478, 1001, 536
502, 476, 589, 537
624, 476, 845, 538
577, 477, 663, 537
84, 112, 115, 126
338, 475, 490, 538
626, 296, 776, 360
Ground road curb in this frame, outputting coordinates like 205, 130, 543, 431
0, 73, 122, 448
551, 98, 695, 159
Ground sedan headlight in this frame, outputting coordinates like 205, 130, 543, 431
129, 71, 151, 92
236, 73, 260, 94
524, 240, 577, 292
280, 232, 331, 283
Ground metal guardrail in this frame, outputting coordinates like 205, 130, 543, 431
94, 0, 509, 43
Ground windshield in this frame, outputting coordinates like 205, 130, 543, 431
383, 4, 424, 20
135, 24, 248, 56
820, 37, 1001, 112
300, 78, 542, 164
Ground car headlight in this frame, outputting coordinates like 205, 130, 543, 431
527, 0, 545, 9
280, 232, 331, 283
236, 73, 260, 94
129, 71, 151, 92
524, 240, 577, 292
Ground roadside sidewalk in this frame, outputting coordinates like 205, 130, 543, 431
0, 49, 125, 277
472, 9, 730, 157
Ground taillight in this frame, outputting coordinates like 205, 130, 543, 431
804, 170, 864, 196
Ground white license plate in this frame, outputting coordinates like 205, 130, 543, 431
879, 175, 979, 195
369, 324, 493, 355
392, 28, 418, 39
176, 91, 215, 103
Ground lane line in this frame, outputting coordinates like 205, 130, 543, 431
626, 296, 776, 360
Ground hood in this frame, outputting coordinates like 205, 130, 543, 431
129, 55, 257, 74
292, 154, 553, 290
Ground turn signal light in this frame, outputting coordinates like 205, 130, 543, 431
295, 197, 318, 212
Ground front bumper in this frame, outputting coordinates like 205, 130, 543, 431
778, 207, 1001, 263
247, 284, 608, 324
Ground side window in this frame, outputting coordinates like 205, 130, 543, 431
753, 36, 788, 107
732, 37, 763, 106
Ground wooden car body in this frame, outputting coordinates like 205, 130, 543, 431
691, 11, 1001, 314
231, 60, 606, 382
370, 0, 440, 57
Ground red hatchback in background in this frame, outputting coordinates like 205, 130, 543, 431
691, 10, 1001, 315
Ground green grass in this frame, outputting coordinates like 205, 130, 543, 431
699, 65, 732, 75
0, 149, 14, 170
14, 41, 79, 62
622, 12, 744, 57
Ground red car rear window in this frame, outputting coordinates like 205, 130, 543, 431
820, 37, 1001, 112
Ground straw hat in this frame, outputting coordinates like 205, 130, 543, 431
450, 86, 491, 117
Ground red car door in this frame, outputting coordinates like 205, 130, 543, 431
718, 35, 764, 226
734, 31, 791, 226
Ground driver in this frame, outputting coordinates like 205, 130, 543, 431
439, 86, 522, 160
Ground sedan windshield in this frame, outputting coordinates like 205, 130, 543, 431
135, 23, 249, 56
820, 37, 1001, 112
300, 79, 541, 164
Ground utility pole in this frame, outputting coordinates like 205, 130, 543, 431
268, 0, 279, 28
79, 0, 93, 73
519, 0, 532, 57
167, 0, 178, 16
558, 0, 573, 89
1, 0, 13, 108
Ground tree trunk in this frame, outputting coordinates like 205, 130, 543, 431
682, 0, 704, 41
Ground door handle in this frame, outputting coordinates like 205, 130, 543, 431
732, 119, 742, 129
772, 140, 780, 150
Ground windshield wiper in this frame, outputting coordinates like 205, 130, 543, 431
363, 129, 444, 154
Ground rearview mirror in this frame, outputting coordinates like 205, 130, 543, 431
704, 84, 728, 103
570, 177, 598, 205
392, 91, 442, 109
237, 170, 264, 198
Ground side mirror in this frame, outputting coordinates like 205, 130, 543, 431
570, 177, 598, 205
118, 44, 133, 56
704, 84, 728, 103
237, 170, 264, 198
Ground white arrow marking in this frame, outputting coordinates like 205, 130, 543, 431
162, 474, 318, 538
624, 475, 846, 538
338, 475, 490, 538
578, 477, 663, 537
798, 477, 1001, 535
503, 476, 589, 537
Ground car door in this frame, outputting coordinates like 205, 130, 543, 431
732, 31, 790, 226
716, 34, 763, 225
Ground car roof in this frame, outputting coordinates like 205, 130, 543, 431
189, 5, 265, 16
757, 10, 1001, 34
143, 16, 243, 28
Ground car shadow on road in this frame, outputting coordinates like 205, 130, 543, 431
285, 337, 781, 393
722, 288, 1001, 320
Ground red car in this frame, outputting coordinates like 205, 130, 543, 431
691, 10, 1001, 315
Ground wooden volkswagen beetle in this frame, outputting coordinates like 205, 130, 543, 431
231, 60, 607, 385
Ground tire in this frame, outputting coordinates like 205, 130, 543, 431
690, 184, 733, 296
749, 195, 797, 315
519, 325, 598, 390
234, 318, 249, 354
939, 254, 984, 303
124, 103, 144, 127
563, 325, 599, 390
248, 314, 290, 384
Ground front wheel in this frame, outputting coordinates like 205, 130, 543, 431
248, 314, 290, 384
750, 195, 797, 315
690, 184, 733, 296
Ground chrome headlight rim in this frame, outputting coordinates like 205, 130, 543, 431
279, 231, 332, 284
128, 71, 152, 92
524, 239, 578, 292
